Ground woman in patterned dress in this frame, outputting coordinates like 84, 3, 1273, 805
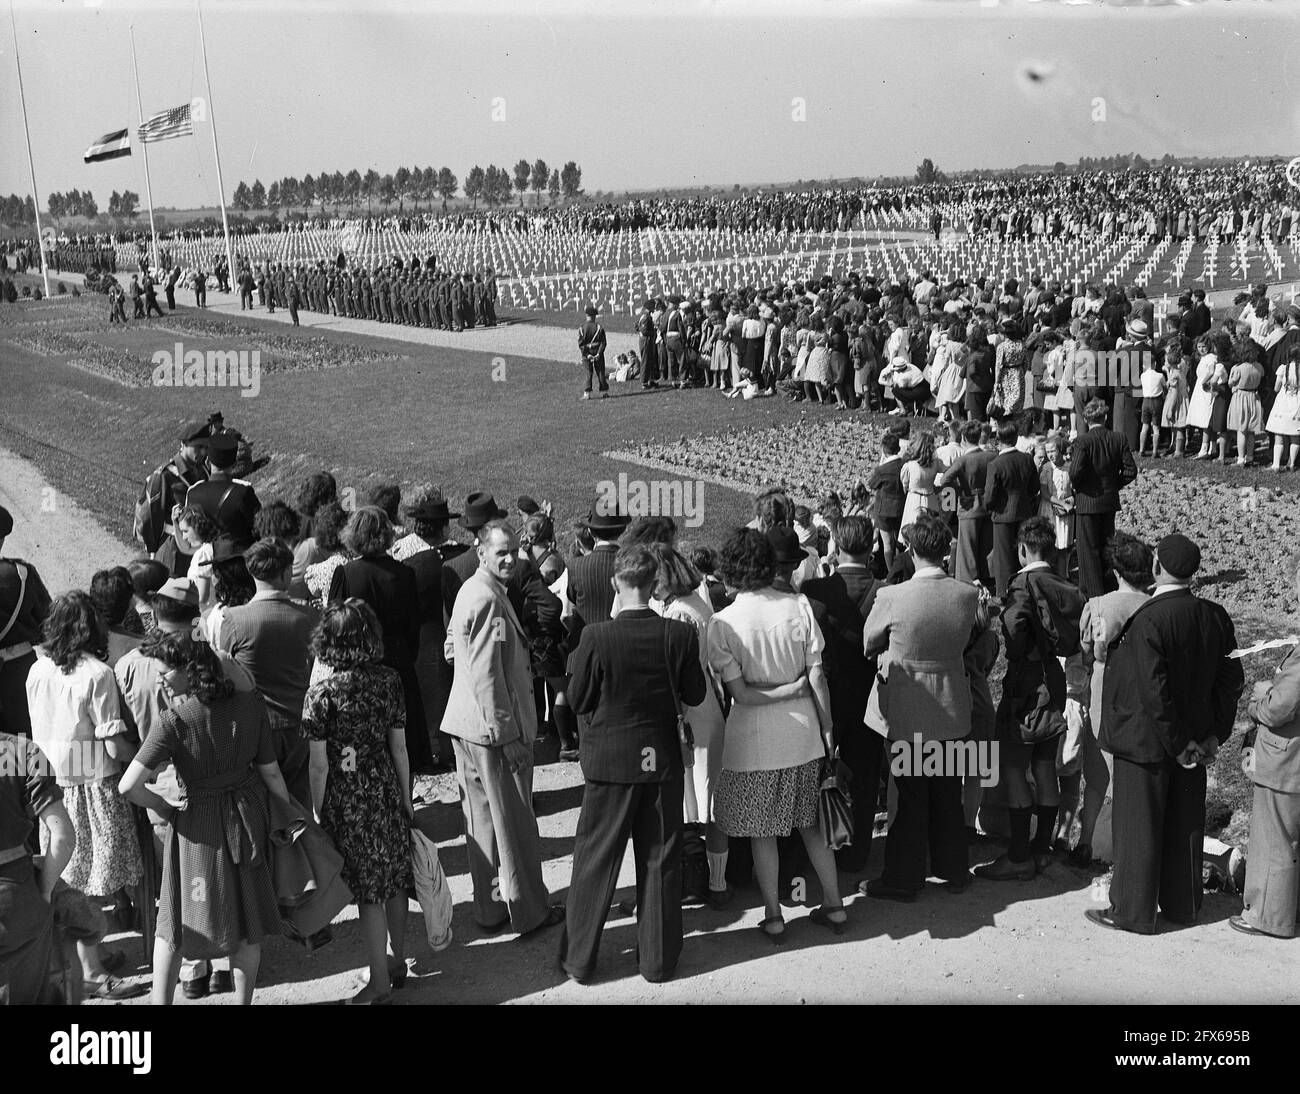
25, 592, 144, 997
119, 632, 290, 1005
991, 318, 1029, 419
706, 529, 844, 943
303, 502, 350, 605
803, 317, 832, 404
302, 598, 414, 1005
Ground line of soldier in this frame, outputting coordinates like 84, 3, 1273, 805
234, 259, 498, 330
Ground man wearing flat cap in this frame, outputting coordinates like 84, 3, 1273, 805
1089, 533, 1244, 935
0, 504, 52, 738
134, 421, 211, 556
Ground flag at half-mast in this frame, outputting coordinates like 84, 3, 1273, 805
137, 103, 193, 143
84, 129, 131, 163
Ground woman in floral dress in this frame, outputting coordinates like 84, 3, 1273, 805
302, 598, 414, 1005
803, 317, 832, 404
992, 318, 1029, 418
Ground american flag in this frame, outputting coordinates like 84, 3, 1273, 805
137, 103, 193, 144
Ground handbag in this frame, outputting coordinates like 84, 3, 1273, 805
818, 748, 855, 850
665, 626, 696, 770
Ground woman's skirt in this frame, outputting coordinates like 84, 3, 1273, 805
713, 757, 822, 839
1227, 389, 1264, 432
1209, 392, 1231, 435
710, 341, 729, 374
156, 787, 283, 959
1161, 385, 1188, 428
1186, 384, 1214, 430
804, 348, 832, 387
60, 778, 143, 898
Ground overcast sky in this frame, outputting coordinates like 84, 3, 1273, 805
3, 0, 1298, 210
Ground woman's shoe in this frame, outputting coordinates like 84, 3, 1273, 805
756, 915, 787, 945
388, 960, 409, 990
85, 975, 146, 1000
808, 906, 849, 935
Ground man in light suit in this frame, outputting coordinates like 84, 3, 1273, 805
1233, 549, 1300, 939
442, 520, 562, 936
559, 545, 706, 984
1091, 533, 1243, 935
862, 514, 980, 900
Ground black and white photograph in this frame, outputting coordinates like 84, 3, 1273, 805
1, 0, 1297, 1047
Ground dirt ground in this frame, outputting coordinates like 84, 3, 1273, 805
2, 443, 1292, 1006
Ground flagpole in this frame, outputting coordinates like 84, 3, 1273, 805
9, 0, 50, 297
129, 25, 161, 273
197, 0, 235, 292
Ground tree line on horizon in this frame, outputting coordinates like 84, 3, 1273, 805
229, 160, 583, 216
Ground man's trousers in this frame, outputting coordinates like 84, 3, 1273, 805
453, 736, 549, 933
560, 777, 683, 982
1109, 755, 1206, 933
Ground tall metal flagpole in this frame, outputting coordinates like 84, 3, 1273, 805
129, 25, 161, 273
197, 0, 235, 290
9, 0, 50, 297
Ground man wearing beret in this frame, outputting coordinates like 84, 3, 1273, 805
1089, 533, 1244, 935
0, 504, 52, 738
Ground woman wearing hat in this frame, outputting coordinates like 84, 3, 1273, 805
991, 318, 1029, 419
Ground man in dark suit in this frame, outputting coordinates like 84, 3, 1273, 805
564, 504, 630, 646
983, 420, 1040, 598
1184, 289, 1212, 340
1070, 396, 1139, 599
559, 545, 706, 984
1090, 534, 1244, 935
939, 420, 996, 589
868, 431, 906, 572
800, 515, 884, 873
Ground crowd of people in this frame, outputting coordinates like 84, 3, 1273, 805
580, 271, 1300, 472
2, 366, 1298, 1004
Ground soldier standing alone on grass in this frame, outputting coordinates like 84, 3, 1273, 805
578, 306, 609, 401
